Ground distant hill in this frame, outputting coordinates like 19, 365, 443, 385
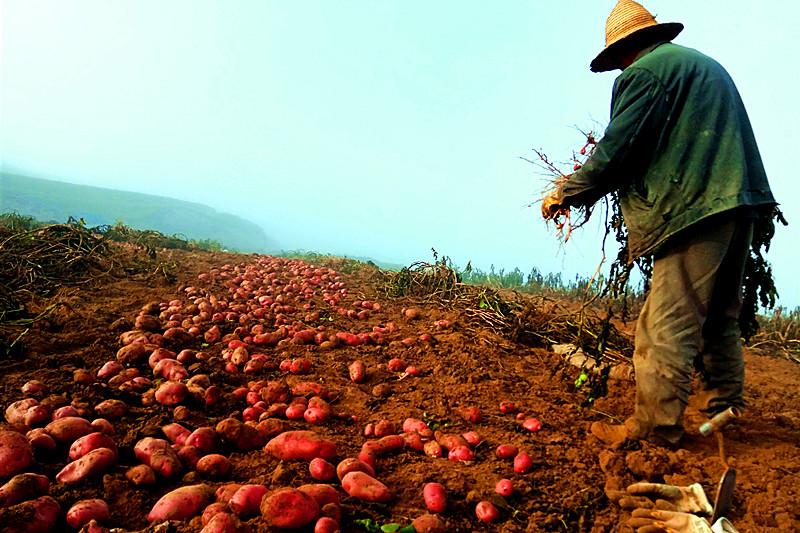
0, 173, 279, 253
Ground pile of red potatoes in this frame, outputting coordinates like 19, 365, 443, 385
0, 257, 544, 532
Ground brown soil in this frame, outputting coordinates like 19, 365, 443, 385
1, 250, 798, 532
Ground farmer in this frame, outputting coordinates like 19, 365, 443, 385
541, 0, 777, 447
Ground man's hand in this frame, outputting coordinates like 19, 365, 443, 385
619, 483, 713, 515
541, 187, 566, 220
626, 509, 713, 533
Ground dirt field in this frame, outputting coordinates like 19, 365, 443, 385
1, 249, 798, 532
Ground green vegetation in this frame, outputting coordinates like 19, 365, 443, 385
1, 173, 278, 253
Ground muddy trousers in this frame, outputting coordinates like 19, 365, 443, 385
626, 213, 754, 445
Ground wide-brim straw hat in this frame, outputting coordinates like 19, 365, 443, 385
590, 0, 683, 72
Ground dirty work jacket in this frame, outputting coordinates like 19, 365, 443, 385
561, 42, 775, 260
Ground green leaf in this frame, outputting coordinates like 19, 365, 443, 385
381, 524, 401, 533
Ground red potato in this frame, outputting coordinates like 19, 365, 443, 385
348, 360, 366, 383
44, 417, 92, 444
320, 502, 341, 523
56, 447, 116, 485
434, 432, 468, 451
52, 405, 79, 420
496, 444, 519, 460
215, 484, 243, 504
186, 427, 217, 453
90, 419, 115, 435
363, 423, 374, 437
402, 418, 432, 437
97, 361, 124, 380
147, 484, 214, 523
116, 343, 147, 365
260, 488, 320, 529
522, 417, 542, 432
0, 473, 49, 508
475, 501, 500, 523
402, 431, 425, 452
336, 457, 375, 481
373, 419, 396, 438
285, 399, 307, 420
361, 434, 404, 456
163, 422, 191, 445
412, 513, 446, 533
21, 381, 46, 396
462, 431, 481, 447
148, 348, 176, 369
423, 482, 447, 513
69, 432, 117, 461
255, 419, 285, 440
153, 359, 188, 381
155, 381, 188, 406
202, 503, 229, 525
387, 358, 406, 372
216, 418, 265, 451
200, 512, 243, 533
298, 484, 339, 508
423, 441, 443, 458
177, 445, 202, 469
495, 479, 514, 497
0, 430, 33, 478
341, 471, 392, 503
514, 451, 534, 473
304, 396, 332, 424
66, 499, 110, 529
259, 381, 290, 404
448, 445, 475, 462
126, 464, 156, 486
24, 406, 50, 428
134, 438, 182, 479
5, 399, 38, 427
309, 458, 336, 481
456, 406, 482, 423
229, 484, 268, 517
149, 448, 183, 479
26, 428, 57, 453
0, 495, 59, 533
265, 430, 337, 461
499, 401, 517, 414
314, 516, 340, 533
196, 454, 232, 479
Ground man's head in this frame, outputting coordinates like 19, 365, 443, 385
590, 0, 683, 72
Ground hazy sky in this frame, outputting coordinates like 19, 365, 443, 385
2, 1, 799, 306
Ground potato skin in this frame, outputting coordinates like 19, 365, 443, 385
0, 474, 49, 508
229, 484, 268, 517
412, 513, 446, 533
0, 495, 60, 533
66, 498, 110, 528
44, 417, 93, 444
0, 430, 33, 478
147, 484, 213, 522
423, 482, 447, 513
56, 447, 116, 485
260, 488, 320, 529
196, 454, 232, 479
341, 471, 392, 503
265, 430, 337, 461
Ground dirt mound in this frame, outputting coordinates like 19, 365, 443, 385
0, 249, 797, 532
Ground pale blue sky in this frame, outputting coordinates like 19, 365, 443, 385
2, 1, 798, 306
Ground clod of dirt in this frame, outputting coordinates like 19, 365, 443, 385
625, 447, 673, 480
372, 383, 392, 398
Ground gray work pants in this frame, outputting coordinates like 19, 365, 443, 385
625, 211, 754, 445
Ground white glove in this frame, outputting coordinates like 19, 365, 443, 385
711, 518, 739, 533
627, 508, 712, 533
619, 482, 713, 515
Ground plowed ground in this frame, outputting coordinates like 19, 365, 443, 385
1, 249, 798, 532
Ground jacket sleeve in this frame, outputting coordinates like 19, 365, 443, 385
562, 67, 665, 207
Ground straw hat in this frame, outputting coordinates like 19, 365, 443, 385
590, 0, 683, 72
